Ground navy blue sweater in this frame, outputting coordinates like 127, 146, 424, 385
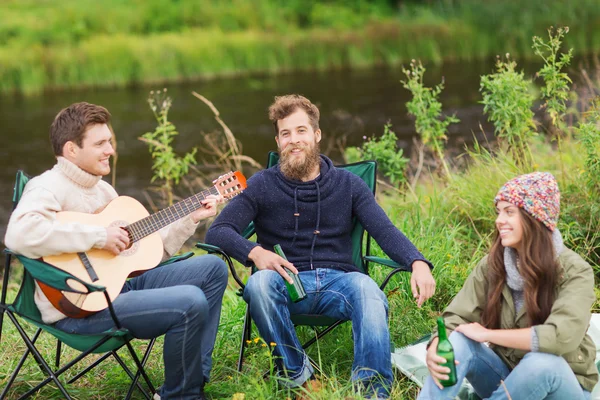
205, 155, 432, 273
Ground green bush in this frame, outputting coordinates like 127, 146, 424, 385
401, 60, 459, 178
345, 123, 409, 187
480, 56, 537, 168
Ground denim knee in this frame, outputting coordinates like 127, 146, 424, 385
517, 352, 571, 380
206, 255, 228, 285
448, 331, 477, 359
243, 270, 283, 302
177, 285, 209, 323
349, 275, 388, 315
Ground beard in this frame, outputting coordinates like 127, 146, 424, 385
279, 140, 321, 181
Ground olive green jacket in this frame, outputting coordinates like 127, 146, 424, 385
438, 248, 598, 392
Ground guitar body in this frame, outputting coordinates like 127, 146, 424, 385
38, 170, 247, 318
41, 196, 164, 318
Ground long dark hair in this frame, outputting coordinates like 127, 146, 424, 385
482, 209, 560, 329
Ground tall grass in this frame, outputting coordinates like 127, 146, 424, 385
2, 0, 600, 94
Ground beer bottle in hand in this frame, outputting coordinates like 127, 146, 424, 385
274, 244, 307, 303
436, 316, 457, 387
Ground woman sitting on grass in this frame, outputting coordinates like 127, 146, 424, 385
419, 172, 598, 400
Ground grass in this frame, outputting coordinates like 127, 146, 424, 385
2, 132, 597, 399
2, 0, 600, 94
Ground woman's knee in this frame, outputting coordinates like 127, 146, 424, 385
518, 352, 571, 378
448, 331, 479, 358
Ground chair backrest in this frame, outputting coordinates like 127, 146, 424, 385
246, 152, 377, 274
12, 170, 30, 208
5, 170, 40, 318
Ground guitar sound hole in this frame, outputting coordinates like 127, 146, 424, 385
108, 220, 138, 257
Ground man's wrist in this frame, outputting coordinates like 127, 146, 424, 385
412, 260, 429, 271
247, 245, 262, 262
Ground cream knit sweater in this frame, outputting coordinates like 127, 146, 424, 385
5, 157, 199, 324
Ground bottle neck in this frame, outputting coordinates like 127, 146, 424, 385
437, 317, 448, 341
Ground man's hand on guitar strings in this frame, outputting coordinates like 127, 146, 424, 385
103, 226, 131, 255
191, 195, 224, 223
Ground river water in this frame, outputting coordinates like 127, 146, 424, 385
0, 58, 585, 243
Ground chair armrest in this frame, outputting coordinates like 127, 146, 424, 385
158, 251, 194, 267
195, 243, 222, 253
9, 251, 106, 294
196, 242, 246, 290
364, 255, 411, 272
364, 255, 412, 291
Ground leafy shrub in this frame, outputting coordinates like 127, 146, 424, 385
480, 56, 536, 168
345, 123, 409, 187
401, 60, 459, 178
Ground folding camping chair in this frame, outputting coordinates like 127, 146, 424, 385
0, 170, 190, 399
197, 152, 412, 372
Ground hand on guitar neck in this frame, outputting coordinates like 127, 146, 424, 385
189, 194, 223, 224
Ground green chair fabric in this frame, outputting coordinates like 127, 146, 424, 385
0, 170, 189, 399
197, 152, 410, 371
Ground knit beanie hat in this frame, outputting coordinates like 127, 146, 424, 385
494, 172, 560, 231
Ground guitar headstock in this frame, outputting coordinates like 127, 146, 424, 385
213, 171, 247, 200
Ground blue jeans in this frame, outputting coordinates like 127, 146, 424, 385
243, 268, 392, 399
55, 255, 228, 400
418, 332, 591, 400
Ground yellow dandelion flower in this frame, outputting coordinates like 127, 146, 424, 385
246, 340, 251, 345
270, 342, 277, 347
254, 337, 260, 343
262, 343, 267, 347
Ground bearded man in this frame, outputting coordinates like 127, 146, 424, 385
205, 94, 436, 399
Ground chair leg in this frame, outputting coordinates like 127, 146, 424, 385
0, 325, 43, 399
237, 306, 252, 372
55, 340, 62, 369
300, 320, 345, 350
124, 338, 157, 400
5, 313, 72, 400
0, 252, 13, 344
122, 340, 156, 397
111, 351, 152, 400
67, 351, 113, 384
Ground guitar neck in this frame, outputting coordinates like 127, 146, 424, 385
127, 186, 219, 242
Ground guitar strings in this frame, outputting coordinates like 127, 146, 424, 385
127, 186, 223, 242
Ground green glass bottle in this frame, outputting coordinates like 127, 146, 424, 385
274, 244, 307, 303
436, 317, 457, 387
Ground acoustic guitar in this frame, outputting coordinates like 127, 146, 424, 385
39, 171, 246, 318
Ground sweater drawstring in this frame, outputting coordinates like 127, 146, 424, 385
291, 187, 300, 248
309, 181, 321, 269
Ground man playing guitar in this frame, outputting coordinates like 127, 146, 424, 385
5, 102, 226, 400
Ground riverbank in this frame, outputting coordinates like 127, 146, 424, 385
1, 0, 600, 94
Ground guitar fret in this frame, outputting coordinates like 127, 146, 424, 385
124, 172, 243, 242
